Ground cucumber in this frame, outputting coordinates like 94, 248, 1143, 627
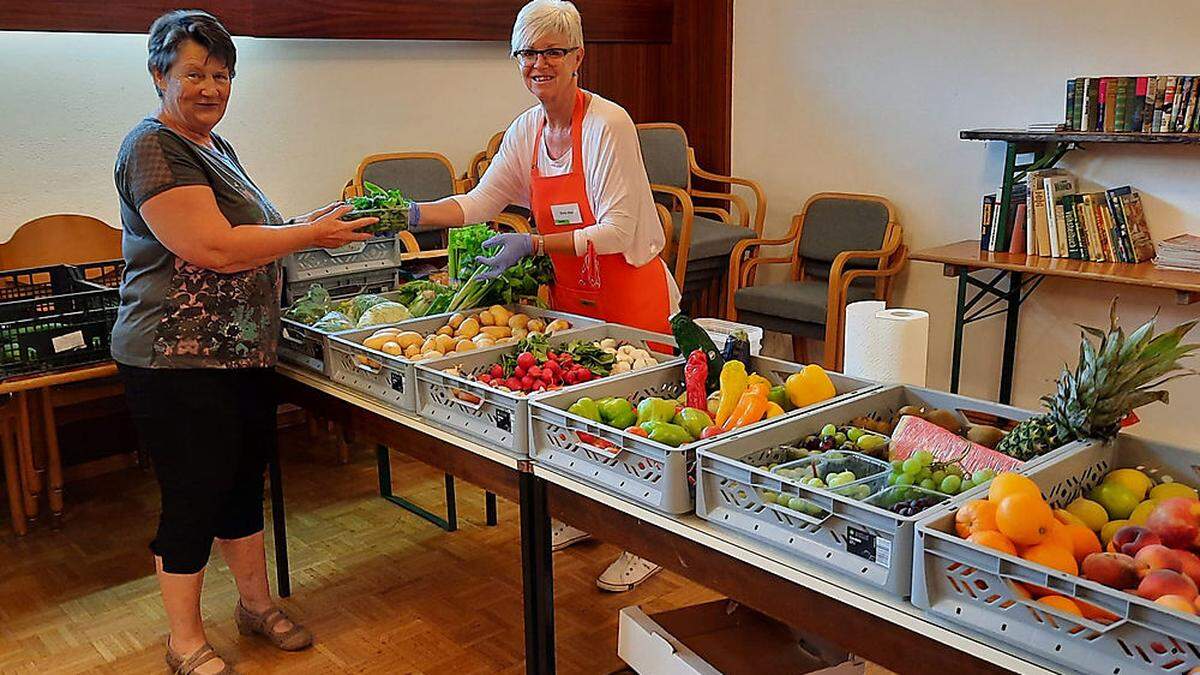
669, 313, 724, 390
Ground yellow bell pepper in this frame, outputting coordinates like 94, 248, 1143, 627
714, 360, 748, 427
784, 364, 837, 409
764, 401, 785, 418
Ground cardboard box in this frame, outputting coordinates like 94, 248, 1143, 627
618, 599, 866, 675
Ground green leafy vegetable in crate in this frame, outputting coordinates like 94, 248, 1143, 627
343, 181, 410, 235
447, 223, 498, 283
283, 284, 332, 324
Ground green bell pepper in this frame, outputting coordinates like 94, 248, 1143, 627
672, 407, 714, 440
639, 420, 692, 447
567, 397, 601, 423
636, 397, 677, 425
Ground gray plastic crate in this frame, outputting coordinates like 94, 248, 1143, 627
914, 435, 1200, 673
283, 236, 402, 283
281, 267, 398, 306
325, 306, 600, 412
414, 324, 679, 459
278, 287, 409, 375
695, 385, 1043, 596
528, 356, 878, 514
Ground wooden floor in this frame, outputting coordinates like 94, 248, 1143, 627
0, 424, 731, 674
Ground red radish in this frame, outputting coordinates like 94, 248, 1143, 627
517, 352, 536, 369
521, 376, 534, 389
576, 369, 592, 382
514, 366, 526, 378
490, 364, 504, 379
506, 376, 521, 390
479, 374, 492, 384
564, 371, 578, 385
528, 365, 542, 378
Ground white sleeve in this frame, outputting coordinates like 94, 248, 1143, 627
572, 112, 663, 264
452, 121, 530, 224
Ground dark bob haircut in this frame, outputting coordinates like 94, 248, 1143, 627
147, 10, 236, 97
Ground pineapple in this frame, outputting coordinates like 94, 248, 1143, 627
997, 301, 1199, 461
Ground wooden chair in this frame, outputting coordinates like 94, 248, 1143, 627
725, 193, 907, 370
636, 123, 766, 317
0, 214, 123, 532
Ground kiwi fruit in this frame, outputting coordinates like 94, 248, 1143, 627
966, 424, 1007, 449
924, 408, 962, 434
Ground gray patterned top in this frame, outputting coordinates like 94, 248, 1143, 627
112, 118, 283, 369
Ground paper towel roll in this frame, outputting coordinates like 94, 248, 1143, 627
842, 301, 929, 386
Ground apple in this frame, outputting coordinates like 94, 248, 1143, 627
1146, 498, 1200, 550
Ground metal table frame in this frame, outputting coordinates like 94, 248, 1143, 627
274, 365, 1054, 674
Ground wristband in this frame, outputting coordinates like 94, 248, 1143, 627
534, 234, 545, 256
408, 202, 421, 227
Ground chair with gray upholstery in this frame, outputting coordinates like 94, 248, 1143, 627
726, 192, 907, 369
636, 123, 766, 316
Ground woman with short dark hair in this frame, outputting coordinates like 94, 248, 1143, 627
114, 10, 372, 674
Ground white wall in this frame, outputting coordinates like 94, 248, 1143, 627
0, 32, 534, 234
733, 0, 1200, 445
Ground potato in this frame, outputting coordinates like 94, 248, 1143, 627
381, 341, 404, 356
478, 310, 495, 326
457, 317, 480, 339
511, 327, 528, 341
496, 337, 515, 346
546, 318, 571, 334
421, 335, 439, 353
372, 327, 400, 337
404, 344, 421, 358
507, 313, 529, 330
420, 351, 441, 361
455, 340, 477, 352
632, 357, 655, 370
436, 334, 456, 354
526, 318, 546, 333
474, 337, 496, 349
394, 331, 424, 349
489, 305, 511, 325
363, 335, 391, 351
447, 312, 466, 330
480, 326, 511, 339
437, 325, 454, 336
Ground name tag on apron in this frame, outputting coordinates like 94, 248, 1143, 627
550, 203, 584, 225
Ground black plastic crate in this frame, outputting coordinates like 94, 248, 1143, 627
75, 259, 125, 289
0, 265, 119, 378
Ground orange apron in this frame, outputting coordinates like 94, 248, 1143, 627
530, 90, 672, 334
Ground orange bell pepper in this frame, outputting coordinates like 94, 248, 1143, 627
722, 379, 771, 430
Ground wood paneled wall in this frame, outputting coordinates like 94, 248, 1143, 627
0, 0, 672, 42
578, 0, 733, 175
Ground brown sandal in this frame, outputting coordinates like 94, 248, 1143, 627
235, 601, 314, 651
165, 640, 238, 674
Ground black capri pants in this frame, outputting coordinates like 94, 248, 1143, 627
120, 364, 277, 574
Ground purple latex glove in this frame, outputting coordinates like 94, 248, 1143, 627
475, 233, 533, 280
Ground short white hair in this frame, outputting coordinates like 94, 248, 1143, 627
511, 0, 584, 54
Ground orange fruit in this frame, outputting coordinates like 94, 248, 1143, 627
1022, 542, 1079, 576
1044, 519, 1075, 551
1064, 523, 1102, 561
1077, 599, 1119, 623
968, 530, 1017, 555
1011, 582, 1034, 599
1053, 508, 1088, 528
988, 473, 1042, 504
1038, 595, 1083, 616
996, 493, 1055, 546
956, 499, 998, 538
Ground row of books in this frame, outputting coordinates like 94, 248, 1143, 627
1063, 76, 1200, 133
980, 170, 1155, 263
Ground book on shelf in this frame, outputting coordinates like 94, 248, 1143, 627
1154, 233, 1200, 271
979, 193, 995, 251
1009, 203, 1027, 255
1084, 77, 1100, 132
1105, 186, 1134, 263
1161, 76, 1178, 132
1120, 192, 1156, 262
1072, 197, 1093, 260
1130, 76, 1147, 133
1065, 79, 1076, 130
1185, 76, 1200, 132
979, 184, 1026, 252
1113, 77, 1128, 132
1061, 194, 1083, 260
1072, 77, 1086, 131
1044, 175, 1076, 257
1026, 169, 1066, 257
1102, 77, 1116, 132
1079, 193, 1105, 261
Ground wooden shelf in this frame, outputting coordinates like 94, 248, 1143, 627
911, 240, 1200, 304
960, 128, 1200, 144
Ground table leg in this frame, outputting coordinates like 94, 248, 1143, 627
998, 271, 1023, 405
1, 418, 26, 536
519, 472, 555, 674
375, 444, 457, 531
268, 452, 291, 598
39, 388, 64, 523
949, 270, 968, 394
15, 392, 40, 522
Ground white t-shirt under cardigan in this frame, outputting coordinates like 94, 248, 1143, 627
453, 91, 681, 311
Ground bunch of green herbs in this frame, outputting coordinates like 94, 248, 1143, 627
343, 181, 410, 235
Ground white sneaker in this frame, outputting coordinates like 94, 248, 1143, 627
596, 552, 662, 592
550, 520, 591, 551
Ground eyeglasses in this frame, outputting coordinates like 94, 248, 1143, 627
512, 47, 578, 65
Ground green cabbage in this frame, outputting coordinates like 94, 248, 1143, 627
312, 311, 354, 332
343, 294, 389, 323
356, 301, 411, 328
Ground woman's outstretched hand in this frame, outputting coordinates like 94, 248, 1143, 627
475, 233, 533, 280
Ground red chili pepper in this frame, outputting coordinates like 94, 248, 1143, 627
685, 349, 709, 410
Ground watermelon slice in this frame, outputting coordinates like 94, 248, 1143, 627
889, 415, 1023, 472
